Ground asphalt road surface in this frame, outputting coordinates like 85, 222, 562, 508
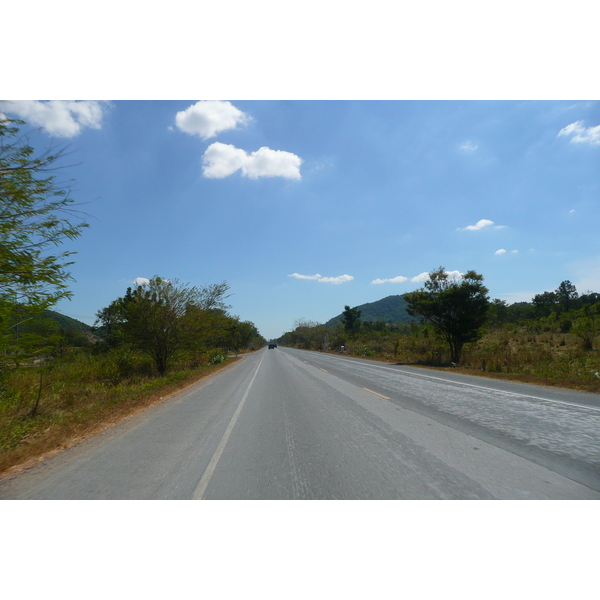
2, 347, 599, 499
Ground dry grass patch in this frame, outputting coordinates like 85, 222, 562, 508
0, 354, 241, 477
321, 328, 600, 393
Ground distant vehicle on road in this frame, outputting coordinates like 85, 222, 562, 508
268, 343, 277, 349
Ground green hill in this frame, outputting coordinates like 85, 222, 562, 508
43, 310, 94, 333
325, 295, 415, 327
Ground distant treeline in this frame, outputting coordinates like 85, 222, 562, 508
278, 280, 600, 352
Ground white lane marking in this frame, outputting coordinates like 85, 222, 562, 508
192, 354, 265, 500
293, 350, 600, 413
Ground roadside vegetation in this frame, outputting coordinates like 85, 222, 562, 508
278, 274, 600, 393
0, 351, 241, 474
0, 117, 265, 475
0, 281, 265, 475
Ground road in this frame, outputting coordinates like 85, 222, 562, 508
1, 347, 599, 499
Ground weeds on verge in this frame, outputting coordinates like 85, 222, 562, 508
324, 327, 600, 393
0, 348, 238, 475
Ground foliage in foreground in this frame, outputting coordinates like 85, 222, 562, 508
1, 117, 89, 363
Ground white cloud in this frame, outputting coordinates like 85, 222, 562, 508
558, 121, 583, 137
411, 270, 463, 283
495, 249, 506, 255
558, 120, 600, 146
288, 273, 353, 284
460, 141, 478, 151
242, 146, 303, 179
371, 276, 409, 284
444, 270, 464, 280
458, 219, 506, 231
288, 273, 322, 280
318, 275, 354, 284
175, 100, 250, 140
459, 219, 495, 231
202, 142, 248, 178
203, 142, 302, 180
133, 277, 150, 286
1, 100, 107, 137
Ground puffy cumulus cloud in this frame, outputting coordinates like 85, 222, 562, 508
202, 142, 247, 178
203, 142, 302, 180
175, 100, 250, 140
133, 277, 150, 285
288, 273, 353, 284
495, 249, 507, 255
558, 120, 600, 146
2, 100, 107, 137
371, 276, 409, 284
242, 146, 303, 179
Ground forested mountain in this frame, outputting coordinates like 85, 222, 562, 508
43, 310, 94, 333
325, 295, 414, 327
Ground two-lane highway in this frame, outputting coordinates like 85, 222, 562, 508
1, 346, 599, 499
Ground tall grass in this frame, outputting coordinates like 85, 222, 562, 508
322, 326, 600, 392
0, 348, 237, 474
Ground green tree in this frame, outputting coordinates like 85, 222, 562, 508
532, 291, 558, 317
555, 280, 578, 312
571, 304, 600, 351
341, 305, 361, 334
93, 286, 137, 349
226, 319, 263, 355
291, 318, 319, 349
403, 267, 490, 364
0, 118, 87, 312
1, 117, 88, 364
487, 299, 510, 327
98, 277, 231, 375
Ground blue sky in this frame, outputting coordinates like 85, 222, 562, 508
1, 99, 599, 340
3, 2, 599, 342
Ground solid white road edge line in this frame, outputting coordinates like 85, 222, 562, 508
192, 353, 265, 500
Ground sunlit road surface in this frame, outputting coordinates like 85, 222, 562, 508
2, 347, 599, 499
